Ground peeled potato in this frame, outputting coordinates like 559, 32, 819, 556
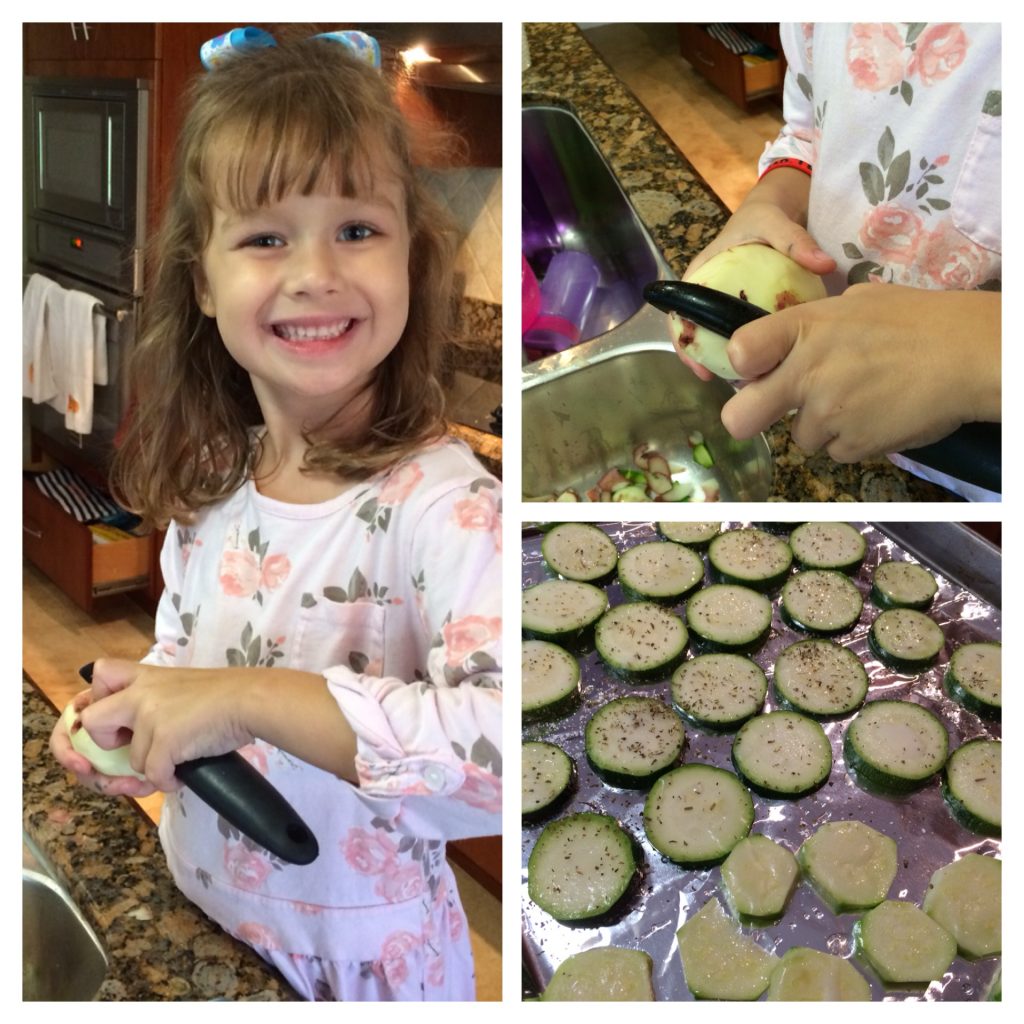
61, 700, 147, 780
676, 243, 827, 378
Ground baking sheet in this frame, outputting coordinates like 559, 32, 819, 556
521, 522, 1001, 1001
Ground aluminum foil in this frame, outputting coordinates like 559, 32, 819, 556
521, 522, 1001, 1001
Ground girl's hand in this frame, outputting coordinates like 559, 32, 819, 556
721, 283, 1000, 463
79, 659, 255, 792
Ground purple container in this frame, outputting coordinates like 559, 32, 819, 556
523, 250, 601, 353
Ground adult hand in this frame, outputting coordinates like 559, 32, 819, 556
721, 283, 1000, 462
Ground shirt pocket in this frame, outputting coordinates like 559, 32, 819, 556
291, 600, 386, 675
951, 107, 1001, 254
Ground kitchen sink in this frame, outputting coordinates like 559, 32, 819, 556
23, 834, 107, 1001
523, 103, 672, 341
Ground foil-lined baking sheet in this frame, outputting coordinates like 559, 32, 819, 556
521, 522, 1001, 1001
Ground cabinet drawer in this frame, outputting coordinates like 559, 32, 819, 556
678, 23, 740, 100
24, 23, 156, 63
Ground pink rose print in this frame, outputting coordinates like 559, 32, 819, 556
442, 615, 502, 668
377, 930, 420, 989
340, 827, 399, 874
375, 862, 425, 903
919, 220, 992, 290
452, 488, 500, 532
219, 549, 261, 597
378, 462, 423, 504
846, 23, 905, 91
453, 762, 502, 814
259, 553, 291, 590
907, 24, 969, 86
223, 842, 273, 891
238, 742, 269, 776
858, 203, 925, 266
426, 954, 445, 988
235, 922, 281, 949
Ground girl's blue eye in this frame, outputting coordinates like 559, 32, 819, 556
340, 223, 375, 242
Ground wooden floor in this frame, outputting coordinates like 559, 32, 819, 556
22, 561, 501, 1000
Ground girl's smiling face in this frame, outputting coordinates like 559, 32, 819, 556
195, 179, 411, 431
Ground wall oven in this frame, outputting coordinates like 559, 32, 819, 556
24, 76, 149, 471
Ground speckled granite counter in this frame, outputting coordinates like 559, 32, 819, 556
523, 23, 954, 502
23, 680, 298, 1001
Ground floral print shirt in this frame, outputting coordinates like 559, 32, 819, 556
762, 24, 1001, 296
144, 437, 501, 993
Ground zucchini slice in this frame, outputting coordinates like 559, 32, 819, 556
522, 640, 581, 721
798, 820, 897, 913
854, 900, 957, 984
721, 834, 799, 918
781, 570, 863, 635
595, 602, 688, 681
772, 638, 869, 717
541, 522, 619, 582
676, 898, 776, 1001
871, 560, 938, 610
731, 711, 832, 796
522, 579, 608, 641
542, 947, 655, 1001
657, 521, 721, 547
685, 584, 773, 652
617, 540, 704, 602
643, 764, 753, 865
844, 700, 948, 793
789, 521, 867, 574
942, 738, 1000, 836
527, 812, 637, 921
708, 528, 793, 591
945, 642, 1001, 719
868, 608, 944, 672
670, 653, 768, 730
522, 741, 575, 820
584, 696, 685, 788
767, 947, 872, 1001
923, 854, 1001, 958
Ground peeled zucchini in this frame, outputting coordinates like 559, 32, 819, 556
542, 947, 655, 1001
855, 900, 957, 984
923, 854, 1001, 958
798, 820, 897, 913
721, 834, 799, 918
767, 947, 871, 1001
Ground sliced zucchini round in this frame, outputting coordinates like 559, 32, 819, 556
522, 579, 608, 642
731, 711, 832, 796
541, 523, 618, 582
527, 812, 637, 921
584, 696, 685, 788
945, 642, 1001, 719
942, 738, 1000, 836
542, 947, 655, 1001
643, 764, 753, 864
772, 638, 869, 717
871, 559, 938, 610
670, 653, 767, 729
721, 834, 799, 918
789, 521, 866, 574
595, 601, 688, 681
657, 521, 721, 547
708, 528, 793, 591
767, 947, 871, 1001
617, 540, 704, 602
522, 640, 580, 721
844, 700, 949, 792
798, 820, 897, 913
781, 570, 863, 635
676, 898, 776, 1001
522, 741, 575, 820
855, 900, 957, 984
868, 607, 945, 672
685, 584, 773, 652
923, 853, 1001, 958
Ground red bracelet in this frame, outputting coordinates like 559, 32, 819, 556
759, 157, 813, 180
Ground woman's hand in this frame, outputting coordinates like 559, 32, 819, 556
721, 283, 1000, 462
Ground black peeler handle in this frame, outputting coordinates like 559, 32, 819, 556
644, 279, 1001, 493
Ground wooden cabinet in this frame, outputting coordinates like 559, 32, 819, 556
677, 23, 785, 112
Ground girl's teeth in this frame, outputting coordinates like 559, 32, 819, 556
275, 320, 352, 340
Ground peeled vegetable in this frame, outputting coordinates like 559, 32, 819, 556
61, 700, 146, 780
676, 243, 827, 378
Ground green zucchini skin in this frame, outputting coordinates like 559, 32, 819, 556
707, 529, 793, 592
656, 521, 721, 548
595, 602, 689, 683
685, 584, 774, 655
772, 639, 869, 719
789, 522, 867, 574
670, 654, 768, 731
870, 560, 938, 610
521, 640, 582, 723
780, 570, 863, 636
731, 711, 832, 797
945, 642, 1001, 720
521, 579, 609, 643
617, 541, 705, 604
584, 696, 686, 789
541, 523, 619, 583
522, 741, 578, 822
941, 738, 1001, 837
868, 608, 945, 672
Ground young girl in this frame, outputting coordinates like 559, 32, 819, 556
49, 34, 502, 1001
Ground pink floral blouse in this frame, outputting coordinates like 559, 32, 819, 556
143, 437, 501, 999
763, 24, 1001, 296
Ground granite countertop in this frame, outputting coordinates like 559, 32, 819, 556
23, 680, 298, 1001
523, 23, 954, 502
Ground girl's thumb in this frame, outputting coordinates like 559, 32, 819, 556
89, 658, 141, 700
785, 229, 836, 275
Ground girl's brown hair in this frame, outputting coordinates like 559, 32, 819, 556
111, 33, 460, 525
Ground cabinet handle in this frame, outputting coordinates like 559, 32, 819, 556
70, 22, 77, 41
24, 524, 43, 540
81, 23, 90, 41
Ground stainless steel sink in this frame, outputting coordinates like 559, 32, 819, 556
23, 834, 107, 1001
523, 104, 672, 340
